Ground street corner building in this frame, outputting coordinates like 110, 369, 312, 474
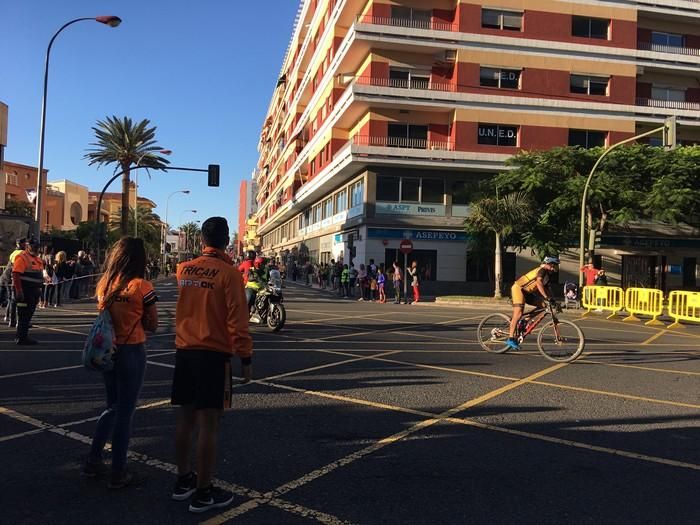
249, 0, 700, 293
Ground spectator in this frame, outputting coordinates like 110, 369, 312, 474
409, 261, 420, 304
580, 263, 598, 287
84, 237, 158, 487
348, 263, 358, 297
377, 267, 386, 303
594, 269, 608, 286
392, 261, 402, 304
357, 264, 368, 301
171, 217, 252, 513
53, 251, 69, 307
341, 264, 349, 297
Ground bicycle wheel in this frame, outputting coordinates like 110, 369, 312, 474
477, 313, 512, 353
536, 320, 585, 362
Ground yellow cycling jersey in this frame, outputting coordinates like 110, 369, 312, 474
514, 266, 550, 294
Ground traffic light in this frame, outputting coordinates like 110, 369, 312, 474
663, 116, 677, 149
208, 164, 220, 186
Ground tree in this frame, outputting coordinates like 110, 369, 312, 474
4, 198, 34, 217
494, 145, 666, 256
84, 116, 169, 235
108, 205, 163, 258
465, 192, 534, 298
180, 221, 201, 256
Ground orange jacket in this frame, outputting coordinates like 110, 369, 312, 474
176, 248, 252, 357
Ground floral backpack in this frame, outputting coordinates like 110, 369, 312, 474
83, 308, 117, 372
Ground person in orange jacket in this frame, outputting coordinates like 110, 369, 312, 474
171, 217, 253, 513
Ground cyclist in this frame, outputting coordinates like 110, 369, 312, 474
506, 256, 560, 350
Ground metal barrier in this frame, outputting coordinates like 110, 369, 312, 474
581, 285, 625, 319
667, 291, 700, 329
622, 287, 665, 326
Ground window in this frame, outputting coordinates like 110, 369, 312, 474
335, 188, 347, 213
388, 123, 429, 148
401, 178, 420, 202
391, 6, 431, 28
452, 182, 470, 205
377, 176, 400, 201
572, 16, 609, 39
480, 67, 521, 89
652, 86, 685, 102
350, 180, 364, 208
389, 68, 430, 90
481, 8, 522, 31
5, 172, 18, 186
323, 198, 333, 219
651, 31, 683, 48
421, 179, 444, 204
570, 74, 609, 96
568, 129, 607, 148
312, 204, 321, 223
478, 124, 518, 146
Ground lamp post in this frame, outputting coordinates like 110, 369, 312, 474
34, 15, 121, 241
162, 190, 190, 270
134, 149, 172, 238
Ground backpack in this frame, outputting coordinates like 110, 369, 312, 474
83, 309, 117, 372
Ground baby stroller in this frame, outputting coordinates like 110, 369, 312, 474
564, 282, 580, 309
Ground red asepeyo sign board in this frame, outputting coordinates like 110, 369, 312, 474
399, 239, 413, 254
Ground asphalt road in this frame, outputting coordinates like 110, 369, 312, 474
1, 279, 699, 525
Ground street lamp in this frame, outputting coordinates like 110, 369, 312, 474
180, 209, 197, 225
135, 149, 172, 238
34, 15, 121, 241
163, 190, 190, 270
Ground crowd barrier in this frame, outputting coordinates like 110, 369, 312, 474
622, 288, 665, 326
667, 290, 700, 329
580, 285, 700, 328
581, 285, 625, 319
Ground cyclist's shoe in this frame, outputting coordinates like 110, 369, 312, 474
505, 337, 520, 351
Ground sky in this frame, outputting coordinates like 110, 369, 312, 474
1, 0, 300, 230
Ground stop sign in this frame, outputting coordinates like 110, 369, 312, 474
399, 239, 413, 254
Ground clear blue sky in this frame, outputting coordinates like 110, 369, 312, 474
1, 0, 299, 229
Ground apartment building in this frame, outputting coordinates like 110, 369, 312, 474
253, 0, 700, 287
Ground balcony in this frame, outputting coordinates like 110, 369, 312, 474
355, 75, 456, 93
636, 98, 700, 111
638, 42, 700, 57
357, 15, 458, 33
351, 135, 455, 151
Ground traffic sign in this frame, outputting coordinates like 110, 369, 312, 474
399, 239, 413, 254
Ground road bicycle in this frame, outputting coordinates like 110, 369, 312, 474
477, 301, 585, 363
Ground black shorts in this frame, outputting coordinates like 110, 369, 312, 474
171, 350, 232, 410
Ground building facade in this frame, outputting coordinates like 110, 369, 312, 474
253, 0, 700, 288
237, 177, 259, 256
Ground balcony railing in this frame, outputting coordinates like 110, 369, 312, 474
638, 41, 700, 56
354, 75, 456, 93
352, 135, 455, 151
357, 15, 458, 33
636, 98, 700, 111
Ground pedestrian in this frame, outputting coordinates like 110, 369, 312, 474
409, 261, 420, 304
11, 238, 44, 344
357, 264, 367, 301
377, 267, 386, 303
341, 264, 349, 297
368, 259, 377, 301
171, 217, 252, 513
41, 261, 55, 308
84, 237, 158, 487
594, 269, 608, 286
53, 251, 69, 307
4, 238, 27, 327
348, 263, 357, 297
580, 263, 598, 287
392, 261, 402, 304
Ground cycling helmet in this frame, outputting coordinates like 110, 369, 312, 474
543, 256, 560, 265
254, 256, 267, 269
246, 250, 257, 261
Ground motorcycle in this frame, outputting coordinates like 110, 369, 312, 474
250, 270, 286, 331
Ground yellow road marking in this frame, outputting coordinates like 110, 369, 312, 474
0, 405, 346, 525
202, 363, 566, 525
641, 330, 666, 345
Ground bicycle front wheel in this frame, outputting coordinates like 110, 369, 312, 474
536, 320, 585, 362
477, 313, 512, 354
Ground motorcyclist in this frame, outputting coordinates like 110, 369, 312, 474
244, 256, 268, 320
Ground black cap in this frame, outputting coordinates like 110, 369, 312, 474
16, 237, 26, 246
27, 237, 40, 247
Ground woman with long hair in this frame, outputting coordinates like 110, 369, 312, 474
84, 237, 159, 488
53, 251, 68, 306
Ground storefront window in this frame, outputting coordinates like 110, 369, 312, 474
421, 179, 444, 204
377, 176, 400, 201
401, 178, 420, 202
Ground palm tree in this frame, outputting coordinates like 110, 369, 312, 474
180, 221, 202, 256
84, 116, 169, 235
108, 205, 163, 257
465, 192, 534, 298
